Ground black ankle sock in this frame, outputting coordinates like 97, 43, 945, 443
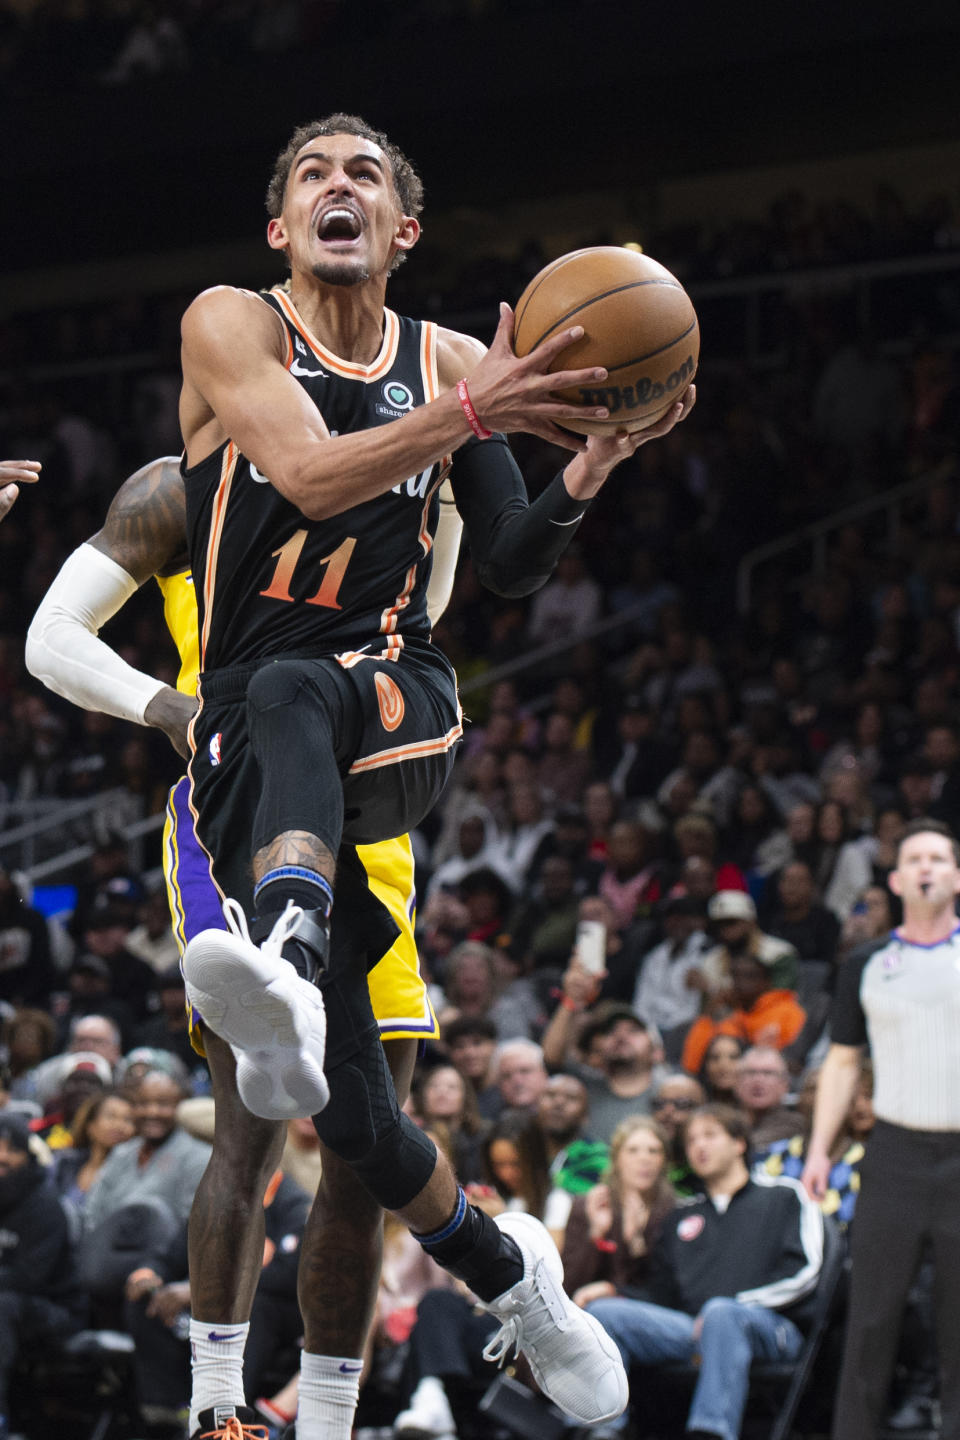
414, 1190, 524, 1303
251, 868, 333, 982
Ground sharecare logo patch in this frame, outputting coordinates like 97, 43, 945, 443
374, 671, 405, 732
209, 732, 222, 766
677, 1214, 705, 1242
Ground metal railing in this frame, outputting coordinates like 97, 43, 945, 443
0, 788, 163, 882
735, 466, 949, 615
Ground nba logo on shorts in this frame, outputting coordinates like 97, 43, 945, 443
209, 732, 222, 766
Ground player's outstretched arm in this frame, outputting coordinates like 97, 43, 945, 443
179, 288, 614, 522
0, 460, 40, 521
26, 457, 197, 757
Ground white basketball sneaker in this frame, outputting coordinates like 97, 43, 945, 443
393, 1376, 457, 1438
480, 1212, 629, 1425
183, 899, 330, 1120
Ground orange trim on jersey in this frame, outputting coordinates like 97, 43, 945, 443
421, 320, 453, 467
199, 444, 239, 667
270, 288, 400, 381
282, 323, 294, 370
337, 641, 402, 668
347, 720, 464, 774
379, 473, 443, 635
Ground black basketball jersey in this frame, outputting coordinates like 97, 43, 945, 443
183, 287, 452, 671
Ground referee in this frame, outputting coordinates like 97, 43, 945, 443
803, 817, 960, 1439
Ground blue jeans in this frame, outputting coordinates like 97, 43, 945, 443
586, 1295, 803, 1440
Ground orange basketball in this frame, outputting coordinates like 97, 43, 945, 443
513, 246, 699, 435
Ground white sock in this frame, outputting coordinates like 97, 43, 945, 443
188, 1318, 249, 1436
296, 1351, 363, 1440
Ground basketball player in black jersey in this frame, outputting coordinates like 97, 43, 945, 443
177, 113, 694, 1440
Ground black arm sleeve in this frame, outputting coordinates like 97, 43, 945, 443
828, 938, 882, 1046
449, 434, 588, 598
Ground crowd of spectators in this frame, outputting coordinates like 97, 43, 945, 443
1, 123, 959, 1440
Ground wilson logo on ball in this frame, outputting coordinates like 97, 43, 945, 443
578, 353, 696, 413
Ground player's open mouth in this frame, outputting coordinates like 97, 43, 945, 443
317, 207, 363, 246
920, 881, 931, 895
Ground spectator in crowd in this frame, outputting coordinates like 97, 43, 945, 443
436, 939, 540, 1042
0, 865, 56, 1008
763, 861, 841, 970
83, 1068, 210, 1234
486, 781, 554, 889
508, 853, 581, 976
526, 803, 604, 894
598, 820, 664, 930
415, 1063, 488, 1186
536, 710, 593, 809
485, 1039, 549, 1117
669, 813, 748, 895
724, 782, 791, 882
30, 1049, 113, 1150
700, 889, 800, 1000
697, 1033, 746, 1105
442, 1016, 499, 1118
0, 1113, 86, 1435
525, 544, 602, 647
818, 803, 906, 924
426, 811, 509, 902
51, 1088, 136, 1223
837, 882, 895, 960
763, 1060, 874, 1226
76, 902, 157, 1027
457, 869, 516, 954
631, 895, 711, 1053
584, 1104, 824, 1440
124, 885, 180, 974
55, 953, 136, 1053
535, 1073, 609, 1235
133, 964, 198, 1075
552, 1004, 662, 1145
68, 1013, 124, 1070
4, 1008, 57, 1101
649, 1072, 707, 1194
562, 1115, 675, 1311
682, 952, 807, 1075
600, 694, 678, 803
115, 1047, 192, 1098
583, 780, 620, 861
734, 1046, 805, 1152
479, 1108, 554, 1227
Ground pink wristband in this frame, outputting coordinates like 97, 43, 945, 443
456, 379, 492, 441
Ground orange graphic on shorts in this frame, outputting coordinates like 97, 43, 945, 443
374, 671, 405, 732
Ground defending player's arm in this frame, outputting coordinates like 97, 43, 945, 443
0, 460, 40, 521
25, 457, 197, 757
426, 478, 463, 627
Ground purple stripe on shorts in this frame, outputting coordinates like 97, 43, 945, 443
170, 775, 225, 942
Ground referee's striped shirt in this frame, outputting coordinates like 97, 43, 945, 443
831, 926, 960, 1131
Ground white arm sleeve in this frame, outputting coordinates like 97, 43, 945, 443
426, 477, 464, 627
25, 543, 168, 725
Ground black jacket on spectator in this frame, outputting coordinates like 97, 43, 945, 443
0, 1159, 86, 1316
638, 1177, 822, 1328
0, 889, 56, 1008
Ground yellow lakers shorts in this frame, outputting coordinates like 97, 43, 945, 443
162, 777, 438, 1056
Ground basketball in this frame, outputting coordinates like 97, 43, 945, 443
513, 246, 699, 435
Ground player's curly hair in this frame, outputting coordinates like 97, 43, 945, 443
266, 113, 424, 222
